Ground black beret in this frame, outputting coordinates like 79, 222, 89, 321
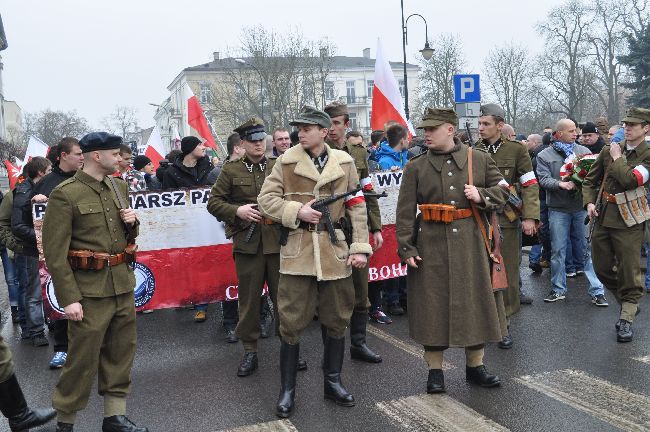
133, 155, 152, 171
79, 132, 122, 153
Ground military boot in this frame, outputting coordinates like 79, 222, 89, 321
0, 374, 56, 431
617, 320, 633, 342
237, 352, 258, 377
426, 369, 445, 394
102, 415, 148, 432
323, 336, 355, 407
466, 365, 501, 388
276, 341, 299, 418
349, 310, 382, 363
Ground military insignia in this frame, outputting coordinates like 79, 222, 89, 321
504, 169, 510, 176
134, 262, 156, 308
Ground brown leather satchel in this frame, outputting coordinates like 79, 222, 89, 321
467, 148, 508, 292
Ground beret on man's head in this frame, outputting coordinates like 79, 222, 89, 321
78, 132, 123, 153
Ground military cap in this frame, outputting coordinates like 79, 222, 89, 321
480, 103, 506, 120
417, 107, 458, 129
234, 117, 266, 141
78, 132, 122, 153
622, 107, 650, 124
323, 101, 349, 119
582, 122, 598, 135
289, 106, 332, 128
594, 117, 609, 133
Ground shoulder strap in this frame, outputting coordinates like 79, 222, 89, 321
467, 148, 492, 256
106, 175, 134, 241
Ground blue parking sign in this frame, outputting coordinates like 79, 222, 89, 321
454, 75, 481, 103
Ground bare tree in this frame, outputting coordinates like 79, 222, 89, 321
23, 109, 91, 146
101, 106, 140, 142
538, 0, 593, 119
484, 43, 533, 128
415, 33, 466, 109
205, 26, 336, 133
0, 137, 24, 162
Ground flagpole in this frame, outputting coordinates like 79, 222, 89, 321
400, 0, 410, 120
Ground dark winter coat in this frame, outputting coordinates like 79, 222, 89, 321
161, 155, 213, 189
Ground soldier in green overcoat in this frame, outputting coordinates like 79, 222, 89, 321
396, 107, 507, 394
583, 107, 650, 342
42, 132, 147, 432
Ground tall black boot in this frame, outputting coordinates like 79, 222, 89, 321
323, 336, 355, 407
276, 341, 299, 418
0, 374, 56, 431
349, 310, 382, 363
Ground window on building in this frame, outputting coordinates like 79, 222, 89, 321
349, 112, 358, 130
325, 81, 335, 100
367, 80, 374, 98
199, 82, 212, 104
346, 81, 356, 104
398, 79, 405, 97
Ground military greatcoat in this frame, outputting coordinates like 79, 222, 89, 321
396, 145, 508, 347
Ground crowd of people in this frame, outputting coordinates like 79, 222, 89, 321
0, 101, 649, 431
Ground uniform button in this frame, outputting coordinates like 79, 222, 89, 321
486, 197, 490, 201
446, 160, 452, 164
114, 239, 118, 243
109, 218, 113, 221
448, 172, 453, 176
450, 200, 456, 205
106, 208, 110, 212
449, 186, 455, 190
104, 197, 108, 201
452, 228, 458, 233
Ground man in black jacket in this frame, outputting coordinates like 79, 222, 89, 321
33, 138, 83, 368
11, 156, 51, 346
162, 136, 212, 189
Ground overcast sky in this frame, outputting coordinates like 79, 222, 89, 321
1, 0, 566, 128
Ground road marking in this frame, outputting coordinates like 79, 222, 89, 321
219, 419, 298, 432
515, 369, 650, 431
367, 326, 455, 369
376, 394, 509, 431
633, 355, 650, 365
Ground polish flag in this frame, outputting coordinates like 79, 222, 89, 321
184, 83, 217, 150
24, 136, 49, 162
370, 39, 415, 136
144, 127, 166, 170
4, 160, 21, 189
172, 125, 181, 150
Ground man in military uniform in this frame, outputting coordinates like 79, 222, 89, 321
583, 107, 650, 342
207, 118, 306, 376
0, 335, 56, 430
476, 104, 540, 349
42, 132, 148, 432
258, 106, 373, 418
324, 101, 383, 363
396, 107, 507, 393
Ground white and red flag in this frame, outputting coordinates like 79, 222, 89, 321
171, 125, 181, 150
184, 83, 217, 150
144, 127, 166, 170
24, 136, 49, 162
370, 39, 415, 135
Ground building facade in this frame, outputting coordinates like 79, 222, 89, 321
153, 49, 419, 156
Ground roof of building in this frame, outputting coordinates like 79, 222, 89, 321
183, 55, 419, 73
0, 15, 7, 51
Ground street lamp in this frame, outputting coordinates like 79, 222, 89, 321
234, 58, 265, 123
401, 0, 434, 119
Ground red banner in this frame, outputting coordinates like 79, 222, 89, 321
35, 172, 405, 320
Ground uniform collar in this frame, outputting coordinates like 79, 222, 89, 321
74, 170, 109, 193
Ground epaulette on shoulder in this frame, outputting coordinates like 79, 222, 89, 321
408, 152, 426, 162
473, 146, 489, 154
268, 155, 278, 160
57, 177, 77, 188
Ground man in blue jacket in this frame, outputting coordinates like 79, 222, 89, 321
375, 124, 409, 170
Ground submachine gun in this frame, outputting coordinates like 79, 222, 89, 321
279, 187, 363, 246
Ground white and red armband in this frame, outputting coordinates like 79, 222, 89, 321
633, 165, 650, 186
360, 177, 373, 192
520, 171, 538, 187
344, 190, 366, 208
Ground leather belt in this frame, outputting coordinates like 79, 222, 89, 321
298, 221, 343, 232
602, 191, 617, 203
68, 245, 137, 271
419, 204, 473, 223
261, 218, 275, 225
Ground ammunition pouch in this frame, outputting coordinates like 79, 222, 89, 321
68, 244, 138, 271
419, 204, 472, 223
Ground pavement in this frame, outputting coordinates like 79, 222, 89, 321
0, 255, 649, 432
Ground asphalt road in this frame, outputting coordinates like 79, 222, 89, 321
1, 255, 649, 432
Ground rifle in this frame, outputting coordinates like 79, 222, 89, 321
279, 187, 362, 246
584, 163, 611, 244
465, 120, 474, 145
363, 190, 388, 199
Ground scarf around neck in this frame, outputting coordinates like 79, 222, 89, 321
552, 141, 575, 159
